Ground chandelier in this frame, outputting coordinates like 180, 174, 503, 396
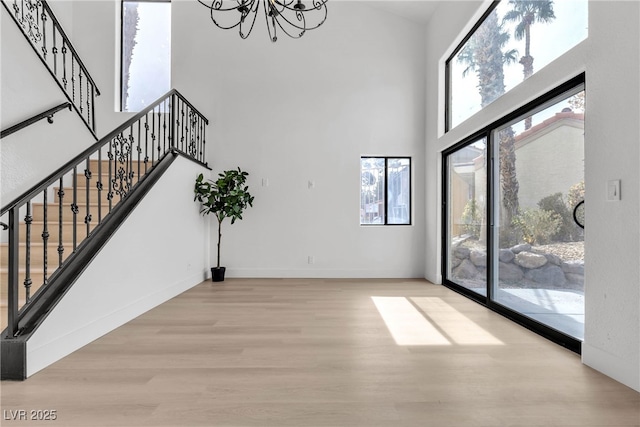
197, 0, 328, 42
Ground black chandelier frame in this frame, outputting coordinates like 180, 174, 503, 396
197, 0, 328, 42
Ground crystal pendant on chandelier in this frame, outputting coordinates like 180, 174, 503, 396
197, 0, 328, 42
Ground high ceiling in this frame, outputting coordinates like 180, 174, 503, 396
363, 0, 441, 25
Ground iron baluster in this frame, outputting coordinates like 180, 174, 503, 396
41, 8, 47, 60
91, 83, 96, 132
158, 102, 162, 158
71, 166, 78, 251
84, 159, 91, 237
180, 99, 185, 152
24, 202, 32, 302
156, 106, 161, 160
169, 95, 175, 152
198, 115, 202, 160
175, 97, 180, 151
137, 121, 142, 180
35, 1, 40, 34
202, 119, 206, 164
182, 98, 187, 153
144, 115, 149, 174
61, 40, 67, 90
97, 149, 103, 222
162, 100, 167, 155
194, 114, 199, 160
128, 127, 135, 195
189, 108, 197, 158
7, 207, 20, 337
52, 24, 57, 75
57, 177, 64, 266
42, 189, 49, 286
86, 80, 90, 125
12, 0, 20, 23
108, 137, 113, 211
71, 55, 75, 102
78, 68, 83, 115
151, 110, 156, 165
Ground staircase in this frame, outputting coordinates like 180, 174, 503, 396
0, 160, 133, 331
1, 0, 210, 380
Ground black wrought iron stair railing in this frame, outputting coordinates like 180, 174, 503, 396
0, 89, 208, 340
1, 0, 100, 137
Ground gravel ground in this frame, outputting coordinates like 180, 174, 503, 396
457, 238, 585, 262
531, 242, 584, 262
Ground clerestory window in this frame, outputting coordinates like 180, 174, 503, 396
121, 0, 171, 112
445, 0, 588, 131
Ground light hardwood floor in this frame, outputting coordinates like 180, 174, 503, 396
1, 278, 639, 426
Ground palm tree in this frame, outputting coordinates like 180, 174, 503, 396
457, 8, 520, 242
503, 0, 555, 129
458, 9, 518, 108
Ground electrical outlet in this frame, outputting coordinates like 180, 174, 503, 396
308, 255, 315, 264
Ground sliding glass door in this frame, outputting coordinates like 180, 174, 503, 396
444, 81, 585, 347
493, 90, 585, 340
446, 138, 487, 297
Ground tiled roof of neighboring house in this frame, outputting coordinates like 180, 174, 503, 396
470, 109, 585, 170
515, 109, 585, 145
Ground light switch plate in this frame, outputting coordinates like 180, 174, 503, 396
607, 179, 621, 201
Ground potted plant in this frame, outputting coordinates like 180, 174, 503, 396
194, 168, 254, 282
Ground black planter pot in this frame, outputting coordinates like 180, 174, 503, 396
211, 267, 226, 282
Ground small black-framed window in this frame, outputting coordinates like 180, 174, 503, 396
360, 157, 411, 225
121, 0, 171, 112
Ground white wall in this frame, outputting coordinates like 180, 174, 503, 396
40, 1, 427, 279
581, 0, 640, 392
26, 155, 210, 376
171, 1, 427, 278
425, 1, 639, 391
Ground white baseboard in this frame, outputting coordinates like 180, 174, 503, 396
226, 267, 425, 279
582, 342, 640, 392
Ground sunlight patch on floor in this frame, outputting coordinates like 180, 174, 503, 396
411, 297, 504, 346
371, 296, 451, 346
372, 296, 504, 346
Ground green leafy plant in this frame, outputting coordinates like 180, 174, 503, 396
461, 199, 482, 237
568, 180, 585, 210
194, 168, 254, 269
537, 192, 573, 242
512, 208, 561, 245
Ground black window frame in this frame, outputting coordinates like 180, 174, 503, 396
444, 1, 500, 133
360, 156, 412, 226
445, 0, 588, 133
441, 73, 586, 354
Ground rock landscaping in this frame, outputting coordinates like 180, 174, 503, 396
451, 237, 584, 292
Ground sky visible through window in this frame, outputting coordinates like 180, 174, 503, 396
123, 2, 171, 112
449, 0, 588, 129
